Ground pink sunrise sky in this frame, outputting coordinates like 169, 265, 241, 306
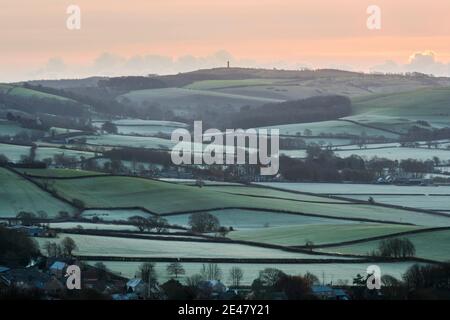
1, 0, 450, 81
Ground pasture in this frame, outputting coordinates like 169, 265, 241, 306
352, 87, 450, 122
35, 233, 351, 260
320, 229, 450, 262
165, 209, 354, 229
0, 143, 97, 163
228, 223, 422, 246
33, 175, 450, 226
118, 88, 281, 114
0, 168, 75, 217
264, 120, 399, 139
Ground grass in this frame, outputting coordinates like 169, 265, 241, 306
35, 233, 349, 260
0, 84, 72, 102
0, 168, 75, 217
228, 223, 422, 246
81, 209, 152, 221
118, 88, 282, 114
85, 134, 175, 150
92, 120, 188, 137
165, 209, 353, 229
352, 87, 450, 123
0, 120, 37, 136
0, 143, 97, 163
184, 79, 278, 90
346, 195, 450, 211
48, 222, 139, 231
17, 168, 106, 178
258, 182, 450, 195
264, 120, 399, 139
321, 229, 450, 262
31, 174, 450, 226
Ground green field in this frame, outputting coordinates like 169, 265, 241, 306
18, 168, 106, 178
264, 120, 399, 139
35, 233, 351, 260
118, 88, 282, 114
31, 175, 450, 226
81, 209, 152, 221
0, 168, 75, 217
0, 84, 72, 101
0, 143, 97, 163
185, 79, 278, 90
0, 120, 38, 136
92, 119, 188, 137
320, 229, 450, 262
48, 222, 139, 231
165, 209, 353, 229
352, 87, 450, 124
229, 223, 422, 246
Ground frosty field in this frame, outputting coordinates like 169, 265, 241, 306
228, 223, 422, 246
321, 229, 450, 262
36, 233, 353, 260
0, 168, 76, 217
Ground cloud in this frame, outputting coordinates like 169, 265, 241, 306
372, 51, 450, 76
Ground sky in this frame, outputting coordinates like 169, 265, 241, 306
1, 0, 450, 82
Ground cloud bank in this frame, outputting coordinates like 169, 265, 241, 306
371, 51, 450, 76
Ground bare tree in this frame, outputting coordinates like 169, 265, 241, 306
200, 263, 222, 281
229, 267, 244, 287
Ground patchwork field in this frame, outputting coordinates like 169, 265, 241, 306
118, 88, 281, 114
35, 233, 351, 260
0, 168, 75, 217
84, 134, 239, 154
263, 120, 399, 139
165, 209, 353, 229
320, 229, 450, 262
258, 182, 450, 212
184, 79, 278, 90
32, 176, 450, 226
228, 224, 422, 246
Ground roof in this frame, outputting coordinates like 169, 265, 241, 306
49, 261, 67, 271
127, 278, 144, 288
0, 266, 10, 273
312, 285, 334, 294
0, 268, 52, 289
